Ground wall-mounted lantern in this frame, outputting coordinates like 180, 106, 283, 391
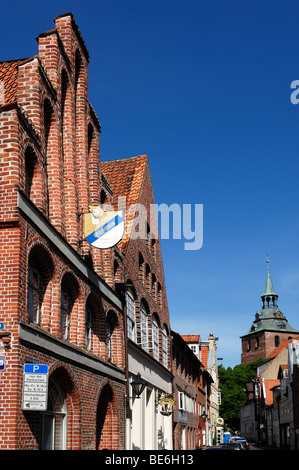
130, 373, 147, 399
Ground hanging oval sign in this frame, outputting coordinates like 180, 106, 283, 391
84, 206, 125, 249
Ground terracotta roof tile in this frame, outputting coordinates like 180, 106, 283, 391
181, 335, 200, 343
101, 155, 148, 253
263, 379, 280, 406
0, 58, 31, 107
201, 345, 209, 369
268, 335, 299, 359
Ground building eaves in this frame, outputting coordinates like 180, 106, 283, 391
171, 330, 203, 368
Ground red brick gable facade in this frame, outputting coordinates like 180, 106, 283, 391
102, 155, 171, 367
0, 13, 126, 450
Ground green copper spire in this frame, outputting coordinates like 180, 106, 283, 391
262, 257, 277, 297
241, 256, 299, 338
261, 256, 278, 308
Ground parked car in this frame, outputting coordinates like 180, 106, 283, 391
222, 442, 243, 450
203, 444, 240, 450
229, 436, 250, 450
202, 445, 231, 450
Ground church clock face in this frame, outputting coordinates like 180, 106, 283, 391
276, 311, 283, 318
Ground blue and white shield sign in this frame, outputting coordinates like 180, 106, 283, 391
84, 206, 125, 249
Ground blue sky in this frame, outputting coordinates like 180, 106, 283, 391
2, 0, 299, 367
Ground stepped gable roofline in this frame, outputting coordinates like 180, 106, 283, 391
37, 28, 56, 37
54, 12, 90, 61
0, 49, 98, 134
1, 13, 90, 107
37, 14, 89, 67
37, 27, 71, 72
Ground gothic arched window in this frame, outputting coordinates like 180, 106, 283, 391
41, 378, 67, 450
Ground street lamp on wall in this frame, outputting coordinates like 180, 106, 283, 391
130, 373, 147, 398
201, 411, 208, 421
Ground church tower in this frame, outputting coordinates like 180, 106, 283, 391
241, 259, 299, 364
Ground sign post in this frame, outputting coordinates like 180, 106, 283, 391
22, 364, 49, 411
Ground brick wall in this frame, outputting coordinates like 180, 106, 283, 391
0, 13, 125, 450
241, 331, 298, 364
123, 160, 172, 367
172, 332, 199, 450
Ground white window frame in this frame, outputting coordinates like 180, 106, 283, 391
162, 327, 168, 367
140, 307, 148, 351
178, 391, 185, 410
126, 291, 136, 342
152, 318, 159, 360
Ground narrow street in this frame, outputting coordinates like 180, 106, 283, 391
248, 442, 286, 451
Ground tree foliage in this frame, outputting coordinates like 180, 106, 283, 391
218, 359, 264, 431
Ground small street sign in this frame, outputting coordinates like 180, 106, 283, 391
24, 364, 48, 374
0, 355, 5, 371
22, 364, 49, 411
0, 322, 4, 330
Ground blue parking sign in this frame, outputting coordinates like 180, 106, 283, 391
24, 364, 48, 374
0, 355, 5, 371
